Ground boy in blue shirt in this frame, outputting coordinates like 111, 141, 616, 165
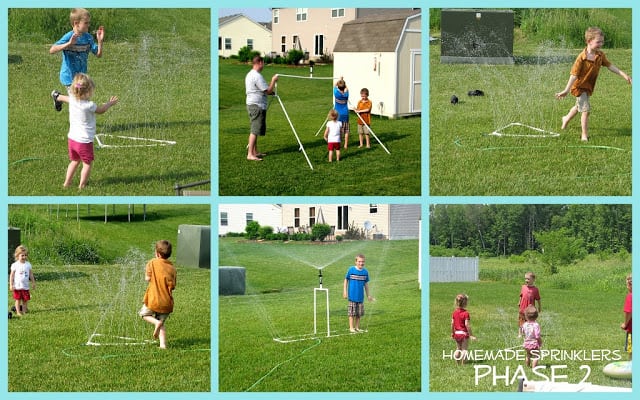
50, 8, 104, 112
343, 254, 374, 333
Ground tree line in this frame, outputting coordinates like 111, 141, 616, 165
429, 204, 631, 257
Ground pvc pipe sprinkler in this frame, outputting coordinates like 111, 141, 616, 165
318, 269, 323, 288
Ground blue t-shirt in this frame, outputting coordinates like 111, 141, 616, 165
345, 266, 369, 303
55, 31, 99, 86
333, 86, 349, 122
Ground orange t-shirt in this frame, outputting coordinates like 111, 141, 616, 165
143, 257, 177, 314
570, 48, 611, 97
356, 99, 372, 125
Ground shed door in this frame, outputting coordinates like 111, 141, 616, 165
410, 50, 421, 113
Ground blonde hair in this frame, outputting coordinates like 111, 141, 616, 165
70, 8, 91, 26
328, 109, 338, 121
524, 305, 538, 321
454, 293, 468, 308
14, 245, 28, 260
70, 73, 95, 100
525, 271, 536, 280
585, 27, 603, 43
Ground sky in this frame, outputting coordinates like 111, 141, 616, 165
219, 8, 272, 22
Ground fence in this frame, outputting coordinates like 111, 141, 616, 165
429, 257, 479, 282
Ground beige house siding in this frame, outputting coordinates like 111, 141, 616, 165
219, 14, 272, 58
270, 8, 357, 59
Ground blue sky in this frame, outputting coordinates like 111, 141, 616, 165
219, 8, 271, 22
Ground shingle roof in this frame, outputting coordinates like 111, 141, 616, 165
333, 10, 420, 53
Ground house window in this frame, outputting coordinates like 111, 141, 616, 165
309, 207, 316, 226
293, 35, 300, 50
281, 36, 287, 53
220, 212, 228, 226
218, 36, 222, 50
273, 9, 279, 24
296, 8, 308, 22
370, 204, 378, 214
224, 38, 232, 50
314, 34, 324, 56
294, 208, 300, 228
331, 8, 345, 18
246, 213, 253, 225
337, 206, 349, 230
247, 39, 254, 50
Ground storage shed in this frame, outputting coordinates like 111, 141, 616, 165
333, 10, 421, 118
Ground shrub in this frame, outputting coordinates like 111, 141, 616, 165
258, 225, 274, 239
343, 222, 365, 240
286, 49, 305, 65
336, 235, 343, 242
237, 46, 261, 63
311, 223, 331, 241
245, 221, 261, 240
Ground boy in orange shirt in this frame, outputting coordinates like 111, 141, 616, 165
555, 27, 631, 141
139, 240, 177, 349
355, 88, 372, 148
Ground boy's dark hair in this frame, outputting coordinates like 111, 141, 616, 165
252, 55, 264, 65
156, 240, 172, 259
360, 88, 369, 96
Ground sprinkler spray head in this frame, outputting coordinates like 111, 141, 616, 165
318, 269, 323, 287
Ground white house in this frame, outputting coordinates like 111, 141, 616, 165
333, 10, 421, 118
218, 14, 272, 58
280, 204, 421, 240
218, 204, 283, 235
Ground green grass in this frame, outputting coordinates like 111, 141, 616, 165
218, 59, 421, 196
8, 264, 210, 392
8, 9, 210, 196
429, 257, 631, 392
7, 203, 211, 391
429, 42, 631, 196
218, 238, 421, 391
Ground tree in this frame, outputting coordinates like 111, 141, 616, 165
535, 228, 586, 274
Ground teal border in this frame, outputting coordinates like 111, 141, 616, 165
1, 1, 637, 399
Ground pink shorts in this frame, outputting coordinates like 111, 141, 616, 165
328, 142, 341, 151
13, 290, 31, 301
68, 139, 95, 163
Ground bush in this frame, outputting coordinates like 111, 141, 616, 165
286, 49, 305, 65
336, 235, 343, 242
258, 225, 274, 239
237, 46, 261, 63
343, 222, 365, 240
245, 221, 261, 240
311, 223, 331, 241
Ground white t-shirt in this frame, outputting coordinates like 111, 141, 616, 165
68, 94, 98, 143
11, 261, 32, 290
326, 120, 342, 143
245, 69, 269, 110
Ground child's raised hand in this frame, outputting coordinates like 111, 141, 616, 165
96, 26, 105, 42
108, 96, 119, 106
469, 335, 477, 340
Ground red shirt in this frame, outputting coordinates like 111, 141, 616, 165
452, 308, 470, 333
623, 292, 632, 333
519, 284, 540, 312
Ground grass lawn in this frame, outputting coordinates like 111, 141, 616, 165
429, 42, 631, 196
429, 257, 631, 392
218, 59, 421, 196
7, 204, 211, 391
8, 263, 211, 392
8, 9, 210, 196
218, 238, 421, 391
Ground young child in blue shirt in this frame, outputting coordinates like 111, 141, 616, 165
50, 8, 104, 112
343, 254, 374, 333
